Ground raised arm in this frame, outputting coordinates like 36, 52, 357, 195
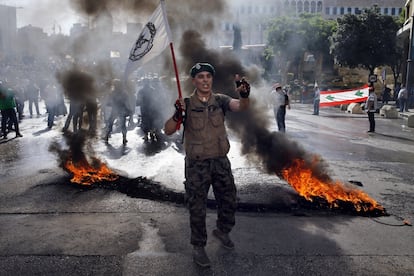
229, 75, 250, 112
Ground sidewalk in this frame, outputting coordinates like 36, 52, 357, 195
292, 103, 414, 141
398, 109, 414, 119
381, 101, 414, 119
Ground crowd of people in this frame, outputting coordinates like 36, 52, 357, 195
0, 76, 170, 146
0, 54, 176, 143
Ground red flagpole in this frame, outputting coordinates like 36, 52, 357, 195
162, 0, 183, 130
169, 42, 182, 99
169, 42, 184, 130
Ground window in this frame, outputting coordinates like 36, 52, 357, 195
340, 7, 344, 14
325, 7, 330, 15
384, 8, 389, 15
333, 7, 337, 15
311, 1, 316, 13
304, 1, 309, 13
317, 1, 323, 13
391, 8, 396, 15
291, 1, 297, 13
284, 0, 290, 11
298, 1, 303, 13
348, 7, 352, 14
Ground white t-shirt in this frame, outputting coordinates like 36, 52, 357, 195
398, 88, 408, 100
271, 89, 286, 107
314, 88, 320, 100
366, 92, 378, 112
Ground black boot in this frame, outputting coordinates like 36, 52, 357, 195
212, 229, 234, 249
192, 246, 210, 267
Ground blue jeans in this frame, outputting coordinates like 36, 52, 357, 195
274, 106, 286, 132
313, 100, 320, 115
46, 105, 57, 128
399, 98, 407, 112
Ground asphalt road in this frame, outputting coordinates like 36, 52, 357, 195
0, 102, 413, 275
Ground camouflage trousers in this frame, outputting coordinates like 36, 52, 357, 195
184, 156, 237, 246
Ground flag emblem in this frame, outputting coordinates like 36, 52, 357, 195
129, 22, 156, 62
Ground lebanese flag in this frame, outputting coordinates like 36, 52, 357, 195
320, 85, 369, 107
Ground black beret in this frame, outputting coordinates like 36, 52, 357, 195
190, 63, 215, 78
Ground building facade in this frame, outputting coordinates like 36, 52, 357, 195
222, 0, 405, 45
397, 0, 414, 106
0, 4, 17, 59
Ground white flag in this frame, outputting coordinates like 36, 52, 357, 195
124, 1, 172, 79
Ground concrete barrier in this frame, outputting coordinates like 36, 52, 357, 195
407, 115, 414, 128
379, 105, 399, 119
346, 103, 363, 114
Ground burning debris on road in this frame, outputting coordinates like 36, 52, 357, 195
49, 131, 119, 185
50, 130, 386, 217
63, 155, 118, 184
43, 5, 386, 218
58, 172, 386, 217
282, 158, 385, 215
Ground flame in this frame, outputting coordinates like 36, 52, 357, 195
282, 159, 384, 213
64, 155, 118, 185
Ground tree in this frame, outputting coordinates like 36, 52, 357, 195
301, 14, 336, 69
387, 13, 405, 87
265, 14, 335, 82
388, 37, 405, 87
331, 6, 400, 76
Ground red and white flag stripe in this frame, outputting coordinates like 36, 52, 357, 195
320, 85, 369, 107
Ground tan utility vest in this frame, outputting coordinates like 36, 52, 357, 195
184, 93, 230, 161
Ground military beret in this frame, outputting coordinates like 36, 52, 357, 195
190, 63, 215, 78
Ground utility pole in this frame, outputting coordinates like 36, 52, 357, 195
405, 16, 414, 108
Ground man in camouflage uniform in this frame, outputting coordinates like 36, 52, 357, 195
164, 63, 250, 267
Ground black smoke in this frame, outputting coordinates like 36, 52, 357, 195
52, 0, 331, 182
71, 0, 227, 33
178, 29, 332, 182
57, 68, 97, 102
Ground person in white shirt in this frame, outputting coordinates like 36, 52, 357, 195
365, 85, 378, 133
397, 84, 408, 112
271, 83, 290, 132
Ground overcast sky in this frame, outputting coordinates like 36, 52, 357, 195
0, 0, 138, 35
2, 0, 237, 36
0, 0, 79, 34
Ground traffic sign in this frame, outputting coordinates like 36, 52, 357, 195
368, 74, 377, 83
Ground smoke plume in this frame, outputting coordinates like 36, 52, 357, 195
43, 0, 331, 182
178, 29, 331, 181
71, 0, 227, 34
